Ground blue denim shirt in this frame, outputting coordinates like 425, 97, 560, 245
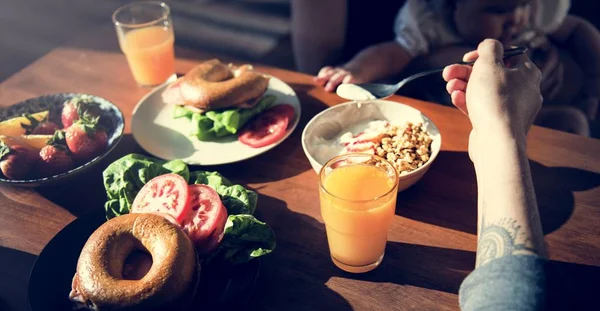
459, 255, 547, 311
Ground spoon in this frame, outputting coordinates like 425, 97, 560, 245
336, 46, 528, 101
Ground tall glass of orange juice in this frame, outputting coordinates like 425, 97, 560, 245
319, 154, 399, 273
112, 1, 175, 87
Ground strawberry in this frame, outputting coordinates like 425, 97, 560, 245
39, 145, 74, 176
38, 130, 74, 176
21, 113, 61, 135
61, 101, 79, 129
61, 95, 99, 128
65, 116, 108, 163
0, 142, 36, 179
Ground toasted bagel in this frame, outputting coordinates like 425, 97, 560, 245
161, 59, 269, 111
69, 213, 198, 310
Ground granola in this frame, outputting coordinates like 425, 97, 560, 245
339, 121, 433, 175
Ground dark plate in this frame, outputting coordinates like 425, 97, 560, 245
0, 93, 124, 187
28, 209, 260, 310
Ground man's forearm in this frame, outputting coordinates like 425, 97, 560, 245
343, 41, 412, 82
471, 129, 546, 267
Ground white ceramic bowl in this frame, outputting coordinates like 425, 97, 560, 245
301, 100, 442, 192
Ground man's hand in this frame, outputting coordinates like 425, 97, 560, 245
442, 39, 543, 136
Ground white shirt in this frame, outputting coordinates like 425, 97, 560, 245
394, 0, 571, 57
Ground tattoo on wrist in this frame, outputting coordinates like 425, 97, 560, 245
476, 217, 537, 267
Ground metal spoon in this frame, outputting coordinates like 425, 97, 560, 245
336, 46, 528, 101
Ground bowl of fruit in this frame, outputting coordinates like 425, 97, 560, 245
0, 93, 124, 186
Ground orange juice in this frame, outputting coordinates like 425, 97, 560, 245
320, 162, 398, 273
119, 26, 175, 86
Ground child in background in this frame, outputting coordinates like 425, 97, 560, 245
314, 0, 600, 136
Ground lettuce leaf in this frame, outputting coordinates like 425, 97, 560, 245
102, 154, 188, 219
173, 105, 194, 119
214, 214, 276, 265
180, 94, 276, 140
205, 110, 241, 136
190, 113, 216, 141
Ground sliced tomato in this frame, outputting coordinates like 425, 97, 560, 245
180, 184, 228, 254
131, 174, 191, 223
238, 104, 295, 148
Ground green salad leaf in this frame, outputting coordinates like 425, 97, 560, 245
173, 105, 194, 119
219, 185, 258, 215
103, 154, 188, 219
215, 214, 276, 265
102, 154, 274, 264
178, 94, 276, 140
205, 110, 241, 136
190, 113, 215, 141
162, 159, 190, 182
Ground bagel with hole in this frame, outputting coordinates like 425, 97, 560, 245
69, 213, 199, 311
162, 59, 270, 111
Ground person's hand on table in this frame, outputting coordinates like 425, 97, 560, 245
313, 66, 367, 93
313, 41, 413, 93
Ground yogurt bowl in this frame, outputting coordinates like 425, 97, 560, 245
301, 100, 441, 192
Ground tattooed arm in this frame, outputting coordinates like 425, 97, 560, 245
444, 40, 549, 310
471, 128, 546, 268
443, 39, 547, 266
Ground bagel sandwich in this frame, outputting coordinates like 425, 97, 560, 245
161, 59, 270, 112
162, 59, 276, 139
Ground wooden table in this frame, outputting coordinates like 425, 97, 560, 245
1, 28, 600, 311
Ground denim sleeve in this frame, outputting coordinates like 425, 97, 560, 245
459, 255, 547, 311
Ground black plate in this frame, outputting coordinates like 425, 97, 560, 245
28, 209, 260, 310
0, 93, 124, 187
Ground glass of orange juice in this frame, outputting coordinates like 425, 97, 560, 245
112, 1, 175, 87
319, 154, 399, 273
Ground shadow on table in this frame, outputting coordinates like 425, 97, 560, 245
397, 150, 596, 235
246, 192, 353, 310
257, 186, 600, 308
251, 191, 473, 310
532, 163, 600, 233
0, 246, 37, 311
352, 242, 474, 294
36, 134, 146, 217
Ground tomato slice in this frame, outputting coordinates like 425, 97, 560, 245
180, 184, 228, 254
238, 104, 295, 148
131, 174, 191, 223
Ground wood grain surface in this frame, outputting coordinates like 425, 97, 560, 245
0, 27, 599, 311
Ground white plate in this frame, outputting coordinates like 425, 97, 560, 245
131, 76, 301, 165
